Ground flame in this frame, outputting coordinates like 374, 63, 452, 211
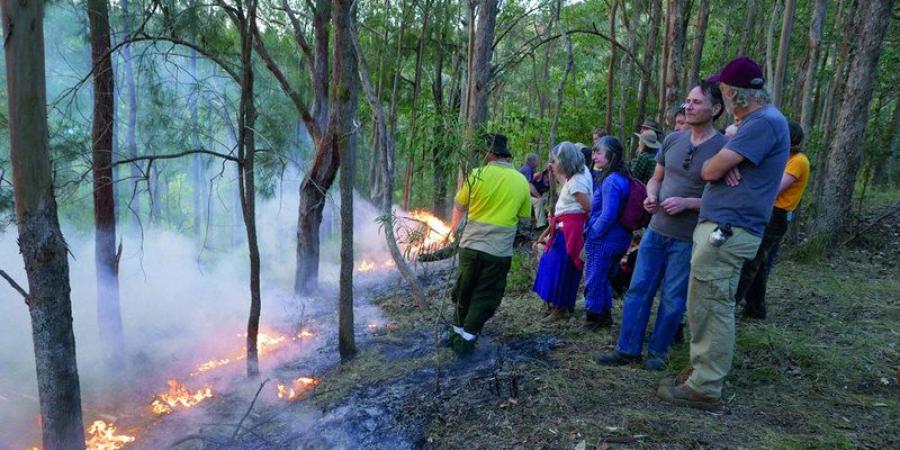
150, 380, 213, 415
276, 377, 319, 401
191, 331, 288, 376
406, 210, 454, 251
297, 330, 314, 338
85, 420, 135, 450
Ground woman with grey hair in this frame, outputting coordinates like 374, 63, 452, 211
533, 142, 593, 321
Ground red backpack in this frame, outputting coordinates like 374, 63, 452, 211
619, 177, 651, 231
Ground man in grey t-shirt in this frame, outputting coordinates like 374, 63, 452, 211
658, 57, 790, 411
598, 81, 725, 370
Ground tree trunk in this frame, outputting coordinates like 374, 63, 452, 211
402, 0, 434, 210
122, 0, 141, 233
549, 0, 574, 146
431, 2, 449, 218
605, 0, 618, 133
239, 1, 262, 377
686, 0, 709, 89
799, 0, 828, 134
332, 0, 359, 361
663, 0, 686, 129
736, 0, 759, 57
811, 0, 892, 239
772, 0, 796, 108
765, 0, 782, 86
88, 0, 125, 372
468, 0, 499, 129
636, 0, 661, 133
189, 46, 206, 239
1, 0, 86, 447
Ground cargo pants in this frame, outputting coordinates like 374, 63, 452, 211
685, 221, 761, 398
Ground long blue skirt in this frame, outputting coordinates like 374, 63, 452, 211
533, 232, 582, 312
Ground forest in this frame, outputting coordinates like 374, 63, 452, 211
0, 0, 897, 449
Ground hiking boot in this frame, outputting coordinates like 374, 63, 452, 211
656, 383, 721, 411
584, 311, 613, 330
596, 351, 640, 366
643, 356, 666, 371
659, 366, 695, 387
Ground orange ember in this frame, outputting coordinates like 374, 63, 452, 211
151, 379, 213, 415
276, 377, 319, 401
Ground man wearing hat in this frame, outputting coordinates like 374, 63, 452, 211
631, 129, 663, 183
657, 56, 790, 410
447, 133, 532, 356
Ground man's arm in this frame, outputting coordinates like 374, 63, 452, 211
644, 164, 665, 213
701, 148, 745, 182
778, 173, 797, 194
449, 202, 467, 237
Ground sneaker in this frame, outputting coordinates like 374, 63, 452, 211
656, 383, 721, 411
643, 356, 666, 371
596, 351, 640, 366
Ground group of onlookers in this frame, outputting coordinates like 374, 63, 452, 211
445, 56, 810, 411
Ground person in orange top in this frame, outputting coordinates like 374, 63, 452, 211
735, 122, 810, 319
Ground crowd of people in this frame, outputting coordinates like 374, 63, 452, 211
444, 56, 810, 410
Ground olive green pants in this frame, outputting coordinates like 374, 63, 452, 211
685, 221, 761, 398
451, 247, 512, 336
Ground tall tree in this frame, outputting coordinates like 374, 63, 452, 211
1, 0, 86, 447
811, 0, 893, 239
686, 0, 709, 88
764, 0, 782, 85
736, 0, 759, 57
402, 0, 434, 210
605, 0, 618, 132
635, 0, 661, 133
772, 0, 796, 107
662, 0, 686, 129
799, 0, 829, 134
88, 0, 125, 371
332, 0, 359, 361
121, 0, 141, 232
549, 0, 574, 146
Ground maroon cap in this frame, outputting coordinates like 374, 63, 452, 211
707, 56, 766, 89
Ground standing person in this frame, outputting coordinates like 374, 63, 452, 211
736, 122, 810, 319
593, 128, 610, 146
533, 142, 592, 321
641, 118, 663, 135
521, 153, 549, 229
674, 106, 689, 131
583, 137, 632, 329
657, 57, 790, 410
448, 134, 532, 356
599, 81, 726, 369
631, 129, 663, 183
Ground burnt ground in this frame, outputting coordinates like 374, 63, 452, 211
153, 194, 899, 450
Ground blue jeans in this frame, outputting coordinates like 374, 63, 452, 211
615, 228, 692, 358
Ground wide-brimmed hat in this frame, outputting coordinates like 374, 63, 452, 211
634, 129, 662, 149
640, 118, 662, 133
707, 56, 765, 89
486, 133, 511, 157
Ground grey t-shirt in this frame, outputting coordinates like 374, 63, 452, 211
699, 104, 790, 236
650, 130, 727, 241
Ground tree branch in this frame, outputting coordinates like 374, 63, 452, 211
114, 149, 241, 166
0, 270, 28, 300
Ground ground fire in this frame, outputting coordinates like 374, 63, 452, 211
276, 377, 319, 401
29, 419, 136, 450
150, 379, 214, 415
355, 210, 453, 273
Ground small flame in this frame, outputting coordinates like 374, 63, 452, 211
191, 331, 288, 376
276, 377, 319, 401
85, 420, 135, 450
151, 380, 213, 415
297, 330, 314, 338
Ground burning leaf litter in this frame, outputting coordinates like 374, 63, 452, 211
276, 377, 319, 401
355, 210, 454, 273
150, 379, 214, 415
29, 420, 136, 450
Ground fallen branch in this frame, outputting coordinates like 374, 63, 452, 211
840, 201, 900, 247
232, 378, 270, 441
0, 270, 28, 300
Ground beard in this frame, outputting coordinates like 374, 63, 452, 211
723, 94, 736, 115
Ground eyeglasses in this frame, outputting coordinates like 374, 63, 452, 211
682, 144, 697, 170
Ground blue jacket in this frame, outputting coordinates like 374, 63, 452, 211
586, 171, 631, 243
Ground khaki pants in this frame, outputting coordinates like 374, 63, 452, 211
685, 221, 761, 398
531, 195, 547, 228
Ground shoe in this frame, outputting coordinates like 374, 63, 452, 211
450, 336, 476, 357
643, 356, 666, 371
584, 311, 613, 330
741, 307, 766, 320
596, 351, 640, 366
542, 308, 567, 322
659, 366, 695, 387
656, 383, 721, 411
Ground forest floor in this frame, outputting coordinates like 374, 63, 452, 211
302, 190, 899, 450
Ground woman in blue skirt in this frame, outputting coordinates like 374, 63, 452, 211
533, 142, 592, 321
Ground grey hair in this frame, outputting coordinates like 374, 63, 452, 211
725, 83, 771, 109
550, 141, 584, 178
525, 152, 539, 164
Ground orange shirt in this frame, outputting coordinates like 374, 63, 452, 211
774, 152, 810, 211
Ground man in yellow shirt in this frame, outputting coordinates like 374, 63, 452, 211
448, 133, 532, 356
735, 122, 810, 319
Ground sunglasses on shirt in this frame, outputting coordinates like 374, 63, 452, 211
682, 144, 697, 170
